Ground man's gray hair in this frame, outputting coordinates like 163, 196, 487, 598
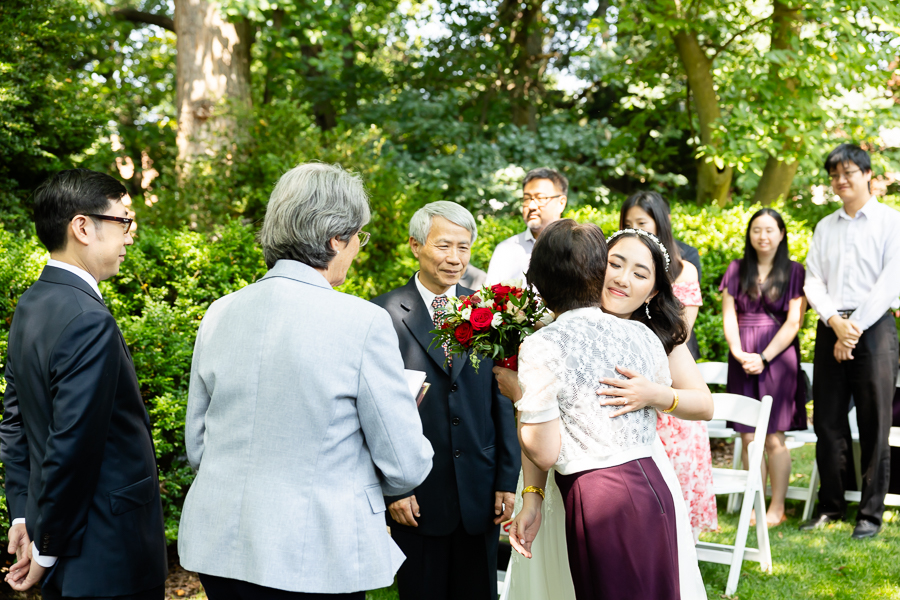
259, 163, 371, 269
409, 201, 478, 245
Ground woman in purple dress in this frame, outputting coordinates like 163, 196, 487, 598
720, 208, 807, 527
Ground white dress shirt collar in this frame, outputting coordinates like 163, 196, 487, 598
523, 228, 536, 244
47, 259, 103, 300
837, 196, 878, 221
414, 272, 457, 320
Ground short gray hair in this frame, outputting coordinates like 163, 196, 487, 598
259, 163, 371, 269
409, 201, 477, 245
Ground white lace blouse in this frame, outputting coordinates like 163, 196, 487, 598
515, 307, 672, 475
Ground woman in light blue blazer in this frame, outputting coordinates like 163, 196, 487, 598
178, 163, 434, 600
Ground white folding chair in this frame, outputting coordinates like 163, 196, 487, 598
696, 362, 746, 512
696, 393, 774, 597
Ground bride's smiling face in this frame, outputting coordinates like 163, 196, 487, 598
602, 236, 658, 318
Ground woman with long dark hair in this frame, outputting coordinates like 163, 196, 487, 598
620, 193, 719, 541
720, 207, 807, 527
620, 191, 702, 357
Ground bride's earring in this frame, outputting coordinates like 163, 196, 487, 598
645, 301, 652, 319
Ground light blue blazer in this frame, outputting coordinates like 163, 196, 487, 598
178, 260, 434, 593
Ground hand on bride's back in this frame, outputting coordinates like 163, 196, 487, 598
508, 501, 542, 559
596, 365, 667, 417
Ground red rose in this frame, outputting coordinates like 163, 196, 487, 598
460, 296, 473, 308
491, 284, 512, 302
454, 322, 474, 346
470, 307, 493, 331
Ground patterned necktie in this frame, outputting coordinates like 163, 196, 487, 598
431, 295, 452, 368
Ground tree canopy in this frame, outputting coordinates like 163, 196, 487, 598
1, 0, 899, 227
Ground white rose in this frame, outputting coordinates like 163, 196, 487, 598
479, 298, 493, 308
539, 311, 556, 326
501, 278, 524, 288
505, 303, 518, 316
491, 312, 504, 328
514, 310, 527, 324
461, 307, 472, 321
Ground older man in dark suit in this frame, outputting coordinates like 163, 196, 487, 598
372, 201, 520, 600
0, 169, 167, 598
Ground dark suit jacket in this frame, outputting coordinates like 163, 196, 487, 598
0, 266, 167, 597
676, 239, 702, 360
371, 276, 520, 537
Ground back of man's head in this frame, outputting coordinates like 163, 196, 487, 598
33, 169, 127, 253
523, 168, 568, 195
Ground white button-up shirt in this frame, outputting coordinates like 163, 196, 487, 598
485, 229, 535, 286
804, 197, 900, 331
414, 272, 457, 321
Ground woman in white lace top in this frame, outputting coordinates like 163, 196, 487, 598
507, 221, 709, 600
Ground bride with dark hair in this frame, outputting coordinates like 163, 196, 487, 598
496, 226, 711, 600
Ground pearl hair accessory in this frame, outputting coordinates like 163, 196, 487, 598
607, 228, 670, 272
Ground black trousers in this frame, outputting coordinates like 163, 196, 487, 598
813, 314, 899, 525
391, 521, 499, 600
42, 584, 164, 600
199, 574, 365, 600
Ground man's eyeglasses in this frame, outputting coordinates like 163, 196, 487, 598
82, 214, 135, 234
521, 194, 563, 207
829, 169, 860, 183
358, 231, 371, 247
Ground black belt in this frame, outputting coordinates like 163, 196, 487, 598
837, 309, 855, 319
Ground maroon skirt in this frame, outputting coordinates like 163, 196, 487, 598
555, 458, 680, 600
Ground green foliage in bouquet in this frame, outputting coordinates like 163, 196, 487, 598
430, 283, 549, 373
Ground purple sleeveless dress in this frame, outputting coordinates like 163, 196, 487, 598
719, 259, 808, 434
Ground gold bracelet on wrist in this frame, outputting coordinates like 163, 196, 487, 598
522, 485, 545, 500
662, 388, 679, 414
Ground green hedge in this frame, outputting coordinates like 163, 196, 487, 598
1, 196, 898, 541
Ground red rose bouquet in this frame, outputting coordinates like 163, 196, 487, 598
431, 281, 551, 372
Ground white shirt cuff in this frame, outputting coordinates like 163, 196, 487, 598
32, 541, 57, 568
11, 518, 25, 526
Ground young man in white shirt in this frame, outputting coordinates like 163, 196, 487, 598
485, 168, 568, 285
802, 144, 900, 539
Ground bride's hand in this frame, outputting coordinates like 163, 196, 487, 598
597, 365, 669, 417
508, 500, 542, 559
492, 366, 522, 402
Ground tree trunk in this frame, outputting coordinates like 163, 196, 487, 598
502, 0, 543, 132
672, 31, 733, 206
174, 0, 253, 173
752, 0, 801, 205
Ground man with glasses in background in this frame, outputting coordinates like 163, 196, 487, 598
802, 143, 900, 540
485, 168, 568, 285
1, 169, 168, 597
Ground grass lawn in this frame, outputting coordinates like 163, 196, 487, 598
365, 443, 900, 600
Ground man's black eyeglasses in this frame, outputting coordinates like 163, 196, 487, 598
82, 214, 134, 233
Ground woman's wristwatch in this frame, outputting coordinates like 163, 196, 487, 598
759, 352, 769, 368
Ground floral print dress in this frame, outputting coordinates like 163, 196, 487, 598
658, 280, 718, 538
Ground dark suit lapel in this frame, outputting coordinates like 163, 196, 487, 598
398, 278, 451, 375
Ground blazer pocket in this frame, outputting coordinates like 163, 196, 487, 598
365, 484, 386, 514
109, 476, 157, 516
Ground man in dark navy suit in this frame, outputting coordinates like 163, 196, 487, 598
0, 169, 167, 598
372, 201, 520, 600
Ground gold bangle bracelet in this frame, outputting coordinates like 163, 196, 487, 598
522, 485, 545, 500
663, 388, 679, 414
